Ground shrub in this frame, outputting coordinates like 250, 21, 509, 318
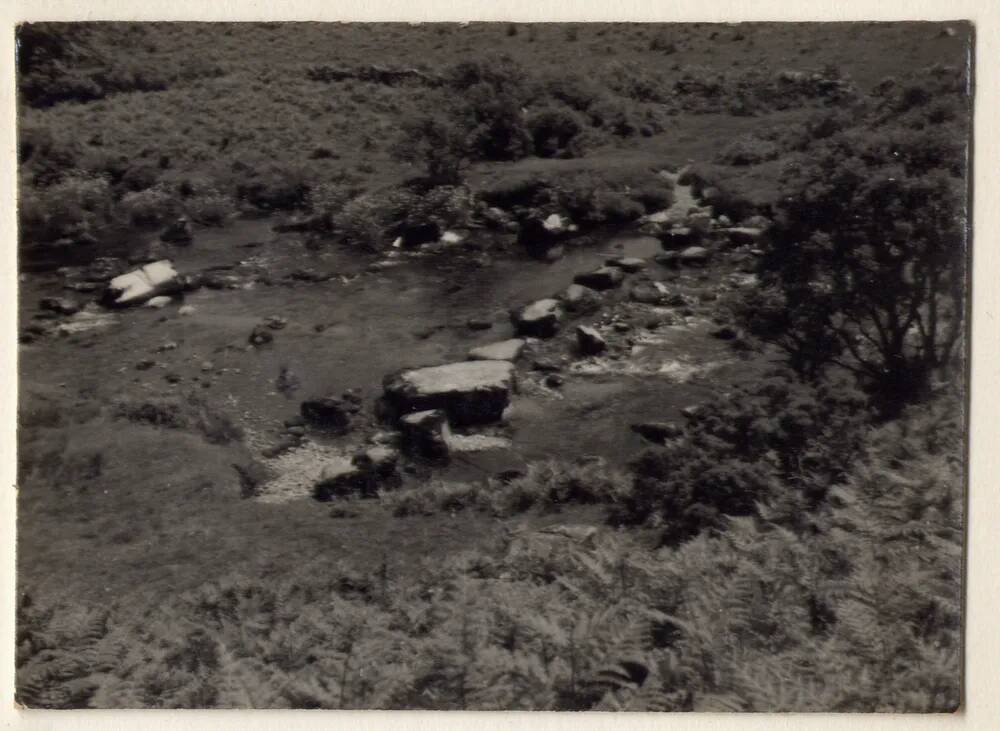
538, 73, 603, 113
235, 162, 310, 211
185, 189, 235, 226
486, 458, 631, 518
615, 372, 869, 543
649, 32, 677, 54
602, 61, 667, 103
112, 394, 243, 445
306, 181, 354, 229
591, 191, 644, 222
526, 106, 586, 158
391, 112, 469, 185
19, 173, 113, 243
714, 134, 781, 166
120, 185, 177, 227
336, 194, 387, 249
120, 163, 160, 192
629, 183, 674, 212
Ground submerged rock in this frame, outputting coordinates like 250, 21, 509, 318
573, 266, 624, 291
468, 338, 526, 362
576, 325, 607, 356
511, 298, 563, 338
383, 360, 515, 426
399, 408, 451, 463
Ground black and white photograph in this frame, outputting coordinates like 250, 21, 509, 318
13, 18, 972, 713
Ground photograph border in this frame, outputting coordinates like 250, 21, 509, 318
2, 1, 997, 729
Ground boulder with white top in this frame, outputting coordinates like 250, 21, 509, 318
511, 298, 563, 338
383, 360, 515, 426
518, 212, 575, 258
101, 260, 181, 308
558, 283, 602, 314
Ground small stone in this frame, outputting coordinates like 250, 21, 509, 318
466, 318, 493, 331
544, 373, 565, 388
606, 257, 647, 273
468, 339, 525, 362
286, 426, 306, 437
573, 266, 625, 291
200, 361, 215, 372
576, 325, 607, 356
135, 359, 156, 371
249, 325, 273, 346
155, 340, 179, 352
145, 296, 173, 309
301, 396, 353, 433
613, 322, 631, 333
710, 326, 739, 340
559, 283, 602, 314
265, 316, 288, 330
178, 305, 196, 316
39, 297, 81, 316
631, 421, 683, 443
532, 358, 563, 373
511, 299, 563, 338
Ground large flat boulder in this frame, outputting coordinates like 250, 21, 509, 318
383, 360, 515, 426
511, 298, 562, 338
101, 260, 180, 307
468, 338, 526, 362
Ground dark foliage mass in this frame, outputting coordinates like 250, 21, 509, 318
736, 65, 969, 414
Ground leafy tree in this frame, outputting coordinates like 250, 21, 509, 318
391, 112, 469, 185
739, 72, 969, 414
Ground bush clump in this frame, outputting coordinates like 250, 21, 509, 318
19, 173, 112, 243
